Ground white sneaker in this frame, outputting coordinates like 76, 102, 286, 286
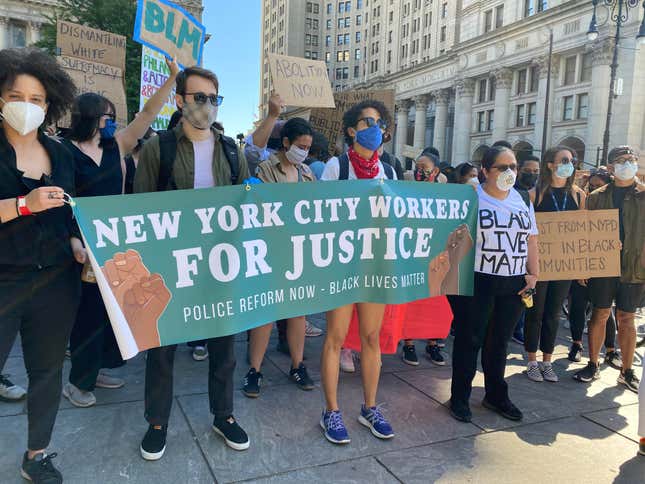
340, 349, 355, 373
526, 361, 544, 382
540, 362, 559, 382
63, 382, 96, 408
0, 374, 26, 401
95, 371, 125, 389
192, 345, 208, 361
305, 319, 324, 337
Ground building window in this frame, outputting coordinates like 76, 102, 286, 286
354, 65, 360, 77
527, 102, 537, 125
517, 69, 527, 95
311, 51, 318, 60
357, 0, 363, 8
477, 111, 486, 132
343, 67, 349, 79
327, 19, 332, 29
563, 95, 574, 120
344, 50, 350, 61
326, 35, 331, 47
356, 14, 362, 25
327, 3, 333, 14
440, 26, 446, 42
581, 53, 592, 82
336, 68, 342, 80
356, 32, 362, 42
314, 4, 320, 14
9, 22, 27, 48
577, 93, 589, 119
487, 110, 495, 131
345, 17, 351, 27
344, 33, 350, 44
442, 3, 448, 18
325, 52, 331, 61
306, 34, 312, 46
516, 104, 526, 127
478, 79, 488, 103
337, 51, 343, 61
305, 51, 311, 59
564, 55, 577, 86
355, 48, 361, 59
338, 18, 343, 28
495, 5, 504, 29
339, 2, 344, 13
484, 10, 493, 33
345, 1, 351, 12
524, 0, 548, 17
530, 66, 539, 92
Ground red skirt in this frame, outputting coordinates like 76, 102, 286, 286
343, 297, 453, 354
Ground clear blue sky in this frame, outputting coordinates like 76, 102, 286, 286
201, 2, 260, 137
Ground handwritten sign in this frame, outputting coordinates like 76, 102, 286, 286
536, 209, 621, 281
268, 53, 335, 108
57, 21, 128, 126
134, 0, 206, 68
139, 45, 177, 130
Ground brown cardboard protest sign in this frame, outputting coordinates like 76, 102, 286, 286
268, 54, 335, 108
536, 209, 621, 281
57, 20, 126, 70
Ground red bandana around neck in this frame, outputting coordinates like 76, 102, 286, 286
347, 147, 380, 179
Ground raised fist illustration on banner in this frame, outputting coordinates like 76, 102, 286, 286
102, 250, 151, 307
428, 250, 451, 297
441, 223, 474, 295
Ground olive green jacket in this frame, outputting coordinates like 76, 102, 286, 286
587, 180, 645, 283
134, 125, 250, 193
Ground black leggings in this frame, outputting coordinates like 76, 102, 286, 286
569, 281, 616, 348
524, 280, 571, 354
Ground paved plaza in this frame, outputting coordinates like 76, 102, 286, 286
1, 313, 644, 483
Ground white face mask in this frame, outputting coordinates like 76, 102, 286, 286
467, 177, 480, 186
0, 99, 46, 135
496, 168, 516, 192
613, 161, 638, 181
285, 144, 309, 165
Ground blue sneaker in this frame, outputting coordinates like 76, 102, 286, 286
320, 410, 350, 444
358, 404, 394, 439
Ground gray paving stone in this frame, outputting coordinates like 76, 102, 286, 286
377, 416, 645, 484
0, 356, 27, 417
178, 373, 480, 483
583, 403, 641, 443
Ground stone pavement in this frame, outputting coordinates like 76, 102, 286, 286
1, 313, 644, 483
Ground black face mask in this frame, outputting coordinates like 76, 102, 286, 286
519, 172, 538, 188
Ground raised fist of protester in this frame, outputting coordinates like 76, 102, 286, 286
428, 250, 451, 297
24, 186, 65, 213
102, 250, 151, 306
165, 56, 181, 78
268, 91, 285, 118
122, 274, 171, 351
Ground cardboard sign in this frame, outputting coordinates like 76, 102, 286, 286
139, 45, 177, 130
57, 20, 126, 70
310, 89, 395, 153
268, 53, 335, 108
134, 0, 206, 68
536, 209, 621, 281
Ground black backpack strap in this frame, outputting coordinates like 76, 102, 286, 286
339, 153, 350, 180
124, 155, 136, 195
157, 130, 178, 191
517, 188, 531, 208
382, 161, 394, 180
220, 135, 240, 184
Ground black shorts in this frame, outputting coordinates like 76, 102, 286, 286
588, 277, 645, 313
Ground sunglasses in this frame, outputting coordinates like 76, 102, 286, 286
491, 163, 517, 171
555, 157, 577, 165
185, 92, 224, 106
358, 117, 387, 131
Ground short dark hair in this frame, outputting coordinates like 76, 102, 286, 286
456, 162, 475, 178
310, 131, 330, 161
492, 140, 513, 149
481, 146, 514, 170
279, 117, 313, 146
0, 48, 76, 125
423, 146, 440, 159
607, 145, 637, 164
68, 93, 116, 142
342, 99, 391, 146
176, 66, 219, 96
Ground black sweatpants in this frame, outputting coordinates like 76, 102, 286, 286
451, 272, 525, 408
68, 282, 124, 391
524, 280, 571, 354
0, 264, 80, 449
569, 281, 616, 347
145, 335, 235, 425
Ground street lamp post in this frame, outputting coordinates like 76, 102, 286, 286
586, 0, 645, 164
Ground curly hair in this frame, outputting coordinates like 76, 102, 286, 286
342, 99, 391, 146
0, 48, 76, 126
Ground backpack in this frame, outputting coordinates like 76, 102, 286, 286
338, 152, 395, 180
516, 188, 531, 208
156, 129, 240, 191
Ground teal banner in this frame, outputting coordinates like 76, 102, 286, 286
73, 180, 478, 358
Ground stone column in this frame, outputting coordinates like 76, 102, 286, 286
0, 17, 9, 51
492, 68, 513, 142
533, 54, 560, 157
28, 21, 42, 45
585, 39, 613, 164
452, 78, 475, 164
432, 89, 450, 160
413, 95, 429, 151
395, 100, 411, 158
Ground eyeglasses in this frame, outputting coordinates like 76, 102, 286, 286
358, 117, 387, 131
491, 163, 517, 171
185, 92, 224, 106
613, 155, 638, 165
102, 113, 116, 121
555, 157, 577, 166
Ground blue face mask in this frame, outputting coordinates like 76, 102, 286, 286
100, 119, 117, 139
555, 162, 574, 179
354, 125, 383, 151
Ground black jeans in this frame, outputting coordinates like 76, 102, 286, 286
524, 280, 571, 354
68, 282, 124, 391
145, 335, 235, 425
0, 264, 80, 449
451, 272, 525, 408
569, 281, 616, 347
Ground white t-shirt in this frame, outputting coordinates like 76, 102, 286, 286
475, 185, 538, 277
193, 136, 216, 189
320, 156, 398, 181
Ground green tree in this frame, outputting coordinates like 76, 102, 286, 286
35, 0, 142, 121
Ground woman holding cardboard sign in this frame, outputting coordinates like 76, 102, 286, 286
62, 57, 180, 409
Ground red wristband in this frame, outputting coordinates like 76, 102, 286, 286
17, 196, 32, 216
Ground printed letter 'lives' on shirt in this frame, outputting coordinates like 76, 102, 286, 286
475, 185, 538, 277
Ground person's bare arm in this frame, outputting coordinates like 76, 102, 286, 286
519, 235, 539, 294
251, 92, 284, 148
0, 187, 66, 224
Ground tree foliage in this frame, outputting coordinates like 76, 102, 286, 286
35, 0, 142, 121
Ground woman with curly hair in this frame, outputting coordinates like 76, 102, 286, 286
0, 48, 79, 483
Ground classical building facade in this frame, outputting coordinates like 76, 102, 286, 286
0, 0, 57, 49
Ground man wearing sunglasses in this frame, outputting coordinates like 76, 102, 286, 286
575, 146, 644, 393
133, 66, 251, 460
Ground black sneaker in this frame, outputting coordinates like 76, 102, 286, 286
140, 425, 167, 461
242, 368, 262, 398
568, 343, 583, 362
212, 416, 250, 451
604, 351, 623, 370
425, 345, 446, 366
448, 399, 472, 423
289, 363, 315, 390
617, 368, 640, 393
21, 452, 62, 483
482, 398, 523, 421
573, 361, 600, 383
402, 345, 419, 366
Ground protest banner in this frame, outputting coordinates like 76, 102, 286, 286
309, 89, 395, 153
536, 209, 621, 281
72, 181, 478, 359
139, 45, 177, 130
268, 53, 335, 108
57, 21, 128, 126
134, 0, 206, 68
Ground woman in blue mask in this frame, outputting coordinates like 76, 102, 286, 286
61, 57, 179, 409
523, 146, 586, 383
